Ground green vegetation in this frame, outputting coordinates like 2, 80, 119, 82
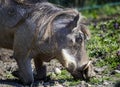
50, 70, 81, 86
87, 19, 120, 69
51, 5, 120, 86
5, 72, 15, 79
82, 5, 120, 19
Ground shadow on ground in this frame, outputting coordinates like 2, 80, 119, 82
0, 77, 57, 87
114, 81, 120, 87
0, 79, 23, 87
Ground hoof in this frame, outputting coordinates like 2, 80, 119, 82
12, 70, 20, 78
34, 65, 47, 80
12, 70, 34, 85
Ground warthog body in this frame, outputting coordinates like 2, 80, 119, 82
0, 0, 95, 85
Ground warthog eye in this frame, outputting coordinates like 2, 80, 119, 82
75, 33, 83, 43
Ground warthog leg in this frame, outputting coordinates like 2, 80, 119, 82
14, 57, 34, 85
34, 57, 47, 80
12, 27, 34, 85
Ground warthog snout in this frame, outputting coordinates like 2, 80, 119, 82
61, 49, 95, 80
58, 15, 95, 79
71, 61, 95, 80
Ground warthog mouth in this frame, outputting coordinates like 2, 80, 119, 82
72, 61, 95, 80
80, 61, 93, 79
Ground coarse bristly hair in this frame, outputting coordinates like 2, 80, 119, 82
27, 2, 80, 39
3, 0, 90, 41
30, 3, 90, 44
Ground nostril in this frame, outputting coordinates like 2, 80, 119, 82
75, 36, 82, 43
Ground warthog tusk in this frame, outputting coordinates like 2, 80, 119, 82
83, 61, 92, 70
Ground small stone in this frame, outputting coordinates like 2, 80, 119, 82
94, 67, 106, 74
55, 84, 63, 87
54, 68, 61, 75
114, 70, 120, 74
87, 83, 92, 87
79, 81, 91, 87
81, 81, 86, 85
111, 69, 120, 75
103, 81, 109, 85
43, 82, 50, 87
50, 72, 57, 80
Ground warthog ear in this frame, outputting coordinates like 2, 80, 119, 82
81, 25, 91, 40
76, 14, 91, 40
66, 14, 79, 31
52, 12, 80, 33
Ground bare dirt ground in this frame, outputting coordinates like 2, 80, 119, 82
0, 48, 64, 87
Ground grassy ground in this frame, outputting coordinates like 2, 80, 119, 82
51, 5, 120, 86
87, 18, 120, 86
87, 19, 120, 68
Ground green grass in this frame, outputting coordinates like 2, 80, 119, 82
49, 70, 81, 86
87, 19, 120, 69
50, 5, 120, 86
5, 72, 15, 79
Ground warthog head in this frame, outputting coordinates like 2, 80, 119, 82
49, 11, 95, 80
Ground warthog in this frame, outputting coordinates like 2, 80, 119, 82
0, 0, 95, 85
